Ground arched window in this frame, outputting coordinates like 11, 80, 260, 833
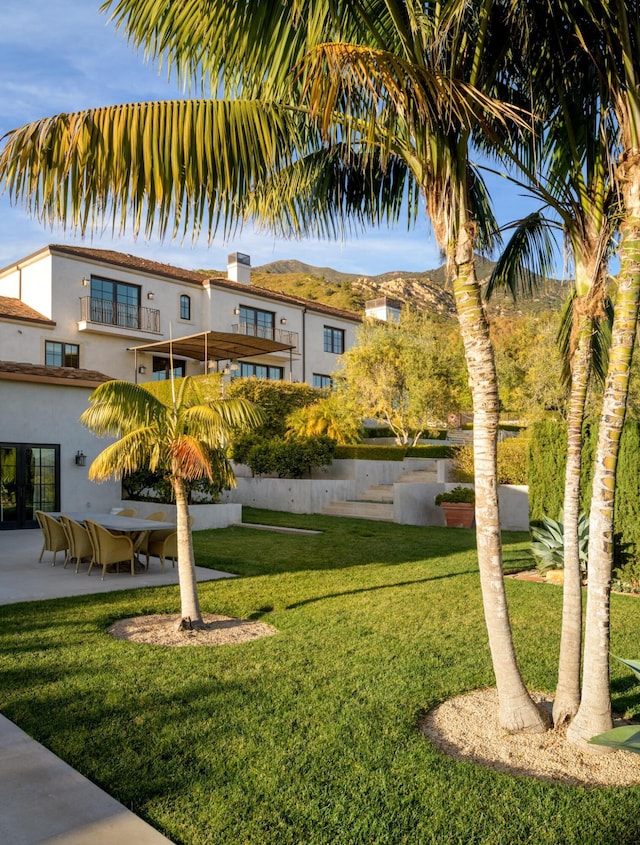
180, 294, 191, 320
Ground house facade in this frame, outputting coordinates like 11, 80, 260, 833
0, 244, 362, 528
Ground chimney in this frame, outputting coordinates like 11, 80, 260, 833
227, 252, 251, 285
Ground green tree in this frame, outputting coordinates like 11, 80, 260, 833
286, 393, 363, 445
80, 378, 261, 627
337, 313, 467, 445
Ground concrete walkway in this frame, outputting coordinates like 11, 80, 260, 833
0, 528, 235, 844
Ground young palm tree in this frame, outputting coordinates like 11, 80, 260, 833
80, 377, 262, 627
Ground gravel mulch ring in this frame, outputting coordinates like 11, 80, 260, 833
421, 688, 640, 786
109, 613, 278, 647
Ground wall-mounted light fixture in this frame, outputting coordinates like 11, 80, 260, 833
75, 450, 87, 466
138, 365, 147, 375
280, 317, 287, 325
82, 277, 90, 287
147, 291, 155, 300
233, 307, 240, 315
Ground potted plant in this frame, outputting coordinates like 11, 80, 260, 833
434, 486, 475, 528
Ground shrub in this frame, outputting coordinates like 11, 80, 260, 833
122, 468, 222, 503
225, 379, 322, 437
240, 435, 336, 478
435, 486, 475, 505
451, 436, 528, 484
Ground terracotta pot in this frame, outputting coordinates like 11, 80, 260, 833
439, 502, 475, 528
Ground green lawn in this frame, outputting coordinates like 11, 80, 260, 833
2, 509, 640, 844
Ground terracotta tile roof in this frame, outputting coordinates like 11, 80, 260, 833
0, 360, 112, 387
43, 244, 362, 322
0, 296, 54, 325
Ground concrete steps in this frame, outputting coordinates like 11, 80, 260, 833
396, 470, 438, 484
321, 469, 439, 522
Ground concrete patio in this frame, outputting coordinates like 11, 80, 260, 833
1, 528, 233, 605
0, 527, 235, 844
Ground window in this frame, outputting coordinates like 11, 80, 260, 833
323, 326, 345, 354
180, 294, 191, 320
152, 356, 186, 381
45, 341, 79, 368
239, 305, 275, 339
90, 277, 141, 329
313, 374, 333, 389
238, 362, 284, 380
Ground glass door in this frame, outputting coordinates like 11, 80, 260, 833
0, 444, 59, 529
0, 446, 17, 528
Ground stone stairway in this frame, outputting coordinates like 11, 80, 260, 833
321, 466, 438, 522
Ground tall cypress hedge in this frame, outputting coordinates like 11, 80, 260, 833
528, 420, 567, 523
528, 419, 640, 561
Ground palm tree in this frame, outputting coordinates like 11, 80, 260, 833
562, 0, 640, 747
293, 0, 548, 732
0, 0, 547, 730
80, 376, 262, 627
486, 19, 619, 725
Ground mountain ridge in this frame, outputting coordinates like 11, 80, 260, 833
206, 257, 570, 317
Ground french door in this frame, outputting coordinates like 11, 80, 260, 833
0, 444, 60, 529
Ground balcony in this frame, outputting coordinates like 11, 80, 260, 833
79, 296, 161, 335
232, 322, 299, 353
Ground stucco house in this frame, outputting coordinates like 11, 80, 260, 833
0, 244, 363, 529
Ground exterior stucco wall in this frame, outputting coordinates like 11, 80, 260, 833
0, 379, 119, 513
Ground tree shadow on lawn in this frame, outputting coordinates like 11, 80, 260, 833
193, 510, 531, 578
283, 568, 480, 611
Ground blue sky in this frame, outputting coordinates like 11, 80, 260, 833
0, 1, 538, 277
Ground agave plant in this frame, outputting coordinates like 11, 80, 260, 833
590, 657, 640, 754
530, 511, 589, 575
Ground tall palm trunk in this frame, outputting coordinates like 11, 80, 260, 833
171, 476, 204, 627
452, 222, 547, 733
567, 159, 640, 746
553, 314, 592, 726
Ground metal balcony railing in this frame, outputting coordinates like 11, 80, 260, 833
232, 322, 299, 352
80, 297, 160, 333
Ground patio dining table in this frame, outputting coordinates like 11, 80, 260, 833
49, 512, 175, 532
49, 512, 176, 572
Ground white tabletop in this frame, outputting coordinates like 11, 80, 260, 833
50, 512, 175, 532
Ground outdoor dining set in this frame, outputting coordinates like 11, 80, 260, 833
35, 509, 179, 579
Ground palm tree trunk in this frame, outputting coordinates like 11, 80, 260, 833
171, 476, 204, 627
553, 315, 591, 727
453, 224, 547, 733
567, 169, 640, 746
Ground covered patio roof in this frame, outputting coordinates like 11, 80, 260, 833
129, 330, 294, 363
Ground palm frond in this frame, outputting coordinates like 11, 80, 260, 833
80, 380, 167, 436
88, 426, 161, 481
486, 212, 558, 300
0, 100, 307, 240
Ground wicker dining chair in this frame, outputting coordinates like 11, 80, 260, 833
146, 531, 178, 572
145, 516, 193, 570
117, 508, 137, 518
35, 511, 69, 566
85, 520, 135, 580
59, 514, 93, 574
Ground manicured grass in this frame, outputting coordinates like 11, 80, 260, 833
2, 510, 640, 844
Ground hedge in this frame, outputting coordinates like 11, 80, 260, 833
362, 427, 448, 441
528, 419, 640, 564
334, 444, 456, 460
